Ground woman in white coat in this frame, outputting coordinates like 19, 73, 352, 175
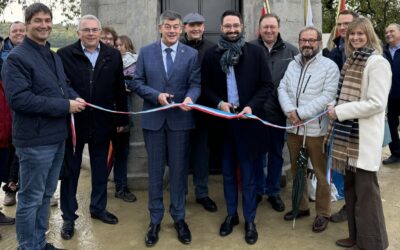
325, 17, 391, 250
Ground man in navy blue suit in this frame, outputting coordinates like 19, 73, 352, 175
130, 10, 200, 247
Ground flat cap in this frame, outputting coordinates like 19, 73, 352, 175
183, 12, 205, 24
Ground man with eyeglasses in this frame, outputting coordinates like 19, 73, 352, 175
100, 26, 118, 47
57, 14, 128, 241
278, 26, 339, 233
201, 10, 273, 244
250, 13, 298, 213
327, 9, 358, 224
128, 10, 200, 246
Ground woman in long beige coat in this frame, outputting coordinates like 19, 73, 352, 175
325, 17, 391, 250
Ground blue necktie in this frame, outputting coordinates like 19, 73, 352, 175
165, 48, 173, 76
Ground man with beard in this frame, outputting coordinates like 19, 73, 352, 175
180, 12, 217, 213
278, 26, 339, 232
201, 10, 273, 244
250, 13, 298, 213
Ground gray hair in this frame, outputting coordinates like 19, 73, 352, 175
159, 10, 182, 26
387, 23, 400, 31
78, 14, 102, 31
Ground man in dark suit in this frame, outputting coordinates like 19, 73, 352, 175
129, 10, 200, 246
202, 10, 273, 245
57, 14, 128, 240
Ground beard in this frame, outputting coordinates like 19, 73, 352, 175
300, 46, 320, 60
222, 31, 242, 42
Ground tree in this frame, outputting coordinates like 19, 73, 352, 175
0, 0, 80, 25
322, 0, 400, 40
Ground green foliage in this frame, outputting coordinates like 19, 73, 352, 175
0, 22, 77, 48
322, 0, 400, 40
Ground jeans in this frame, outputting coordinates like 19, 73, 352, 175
16, 142, 65, 250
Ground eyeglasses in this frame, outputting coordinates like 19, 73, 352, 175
299, 38, 320, 44
80, 28, 101, 34
222, 24, 241, 30
163, 24, 181, 31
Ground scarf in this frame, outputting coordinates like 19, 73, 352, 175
217, 33, 245, 74
324, 47, 374, 173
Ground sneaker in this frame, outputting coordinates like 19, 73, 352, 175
50, 196, 58, 207
3, 192, 16, 206
115, 187, 137, 202
43, 243, 65, 250
330, 205, 347, 223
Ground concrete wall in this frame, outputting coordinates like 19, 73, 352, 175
81, 0, 322, 189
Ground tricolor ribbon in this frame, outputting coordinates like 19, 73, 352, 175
70, 102, 328, 156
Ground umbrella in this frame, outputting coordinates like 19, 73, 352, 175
291, 126, 308, 229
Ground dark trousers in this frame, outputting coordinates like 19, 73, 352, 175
61, 138, 110, 221
387, 98, 400, 156
345, 169, 388, 250
112, 131, 130, 191
189, 127, 209, 199
222, 121, 260, 223
143, 124, 189, 224
256, 127, 285, 197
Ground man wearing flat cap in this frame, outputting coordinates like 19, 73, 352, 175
180, 12, 218, 213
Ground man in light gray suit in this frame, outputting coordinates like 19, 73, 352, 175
130, 10, 200, 247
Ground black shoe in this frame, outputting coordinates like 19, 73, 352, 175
91, 210, 118, 224
115, 187, 137, 202
330, 205, 347, 223
284, 209, 310, 220
256, 194, 263, 205
0, 211, 15, 225
267, 195, 285, 212
174, 220, 191, 244
219, 214, 239, 236
244, 222, 258, 244
196, 196, 217, 212
382, 155, 400, 165
61, 220, 75, 240
42, 243, 65, 250
145, 223, 160, 247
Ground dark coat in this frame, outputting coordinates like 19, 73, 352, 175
1, 38, 78, 147
57, 41, 128, 143
383, 44, 400, 99
250, 34, 298, 125
201, 42, 274, 158
180, 35, 215, 127
328, 37, 346, 70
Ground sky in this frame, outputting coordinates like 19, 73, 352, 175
1, 1, 68, 24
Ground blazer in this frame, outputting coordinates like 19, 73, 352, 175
58, 40, 128, 142
130, 41, 201, 131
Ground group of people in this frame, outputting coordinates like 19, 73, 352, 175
0, 2, 398, 250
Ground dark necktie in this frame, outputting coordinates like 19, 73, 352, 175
165, 48, 173, 76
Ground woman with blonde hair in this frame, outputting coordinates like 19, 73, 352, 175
325, 17, 390, 250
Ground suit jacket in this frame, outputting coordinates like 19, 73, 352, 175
58, 40, 128, 143
131, 41, 201, 131
202, 42, 274, 158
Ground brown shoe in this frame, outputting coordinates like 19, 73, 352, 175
336, 238, 356, 248
312, 215, 329, 232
